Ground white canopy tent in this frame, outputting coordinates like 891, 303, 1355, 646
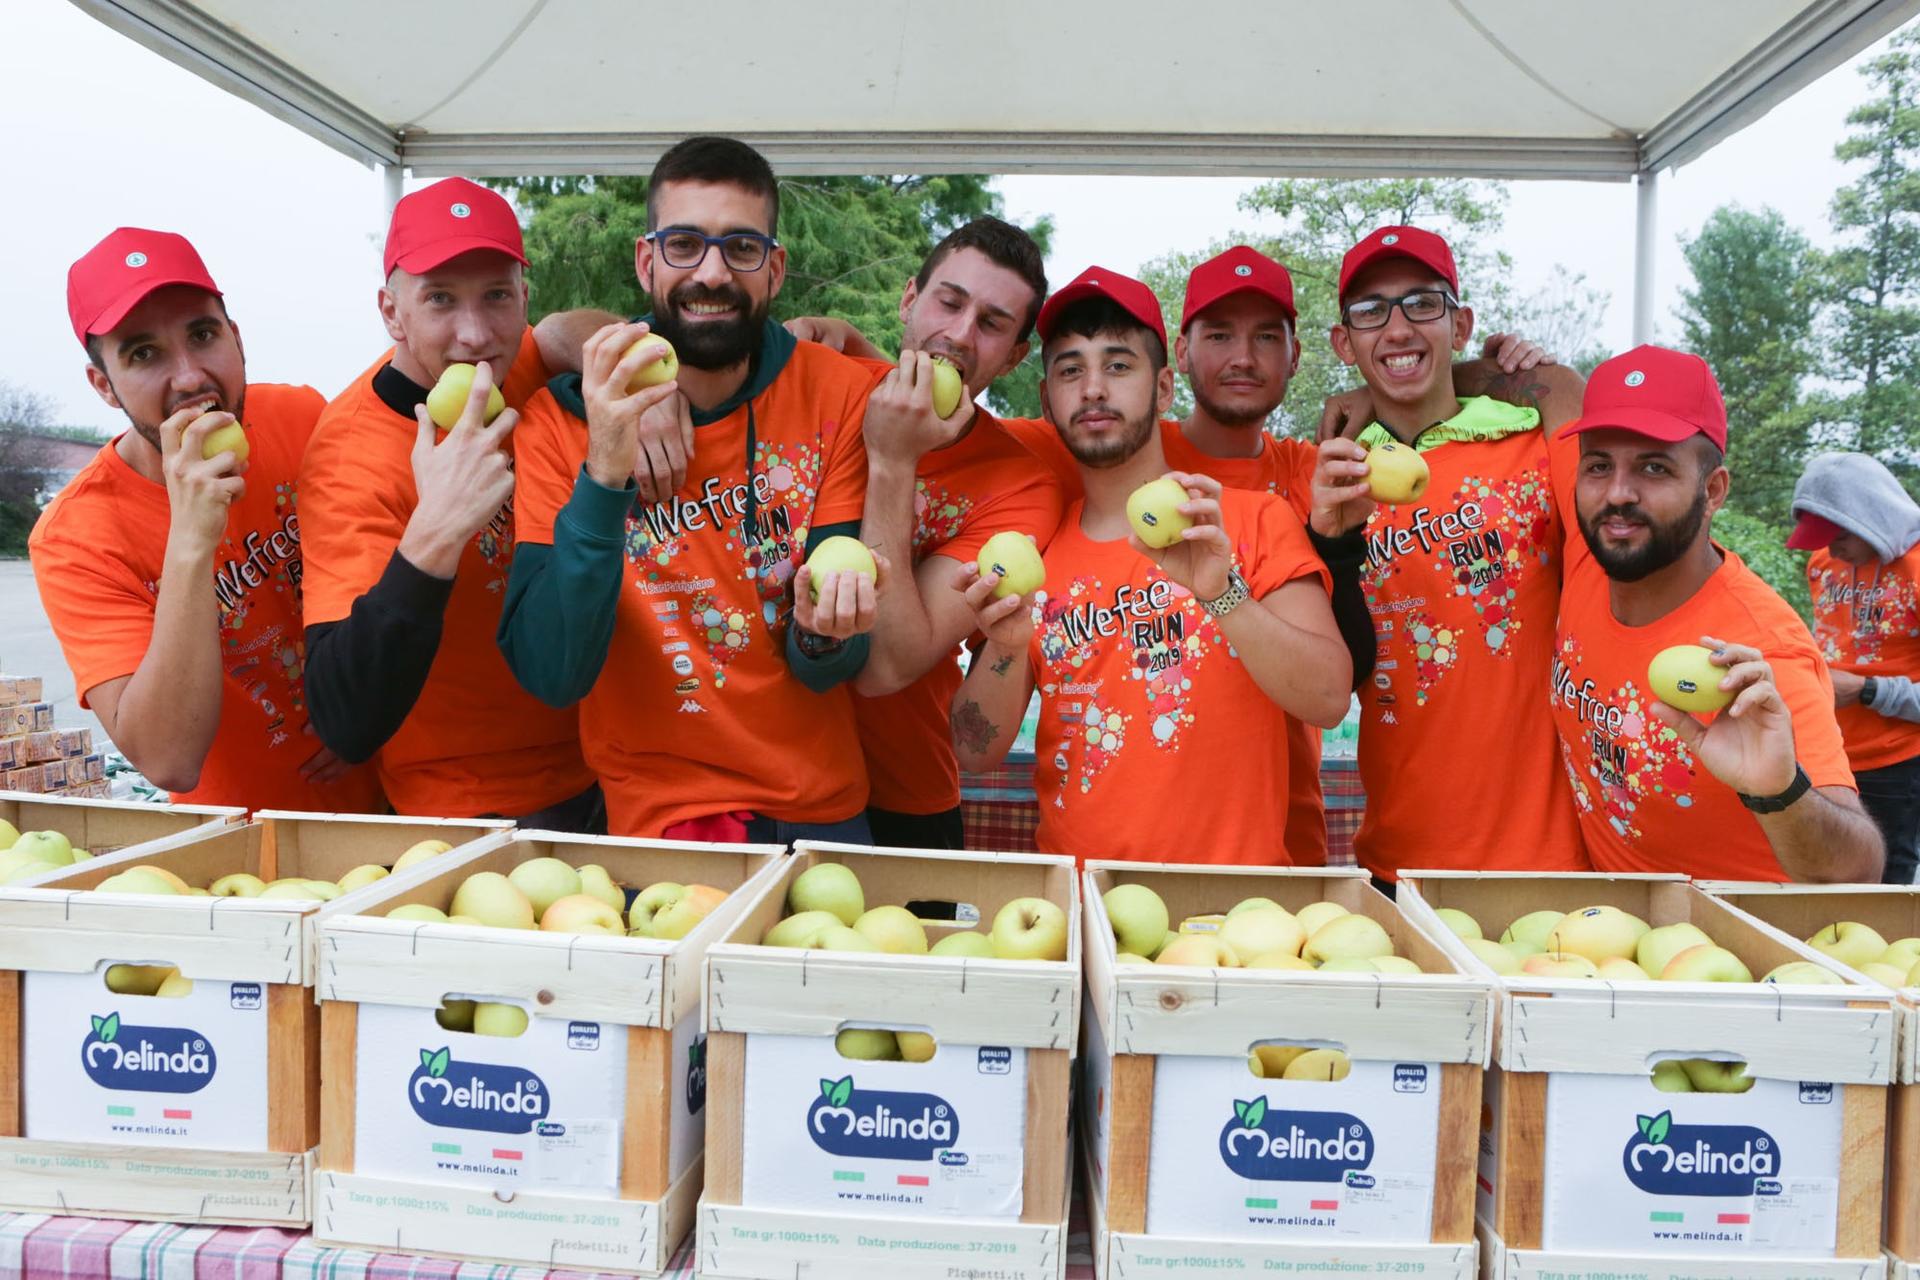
70, 0, 1920, 341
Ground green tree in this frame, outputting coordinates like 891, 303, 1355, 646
492, 175, 1052, 418
1675, 205, 1822, 527
0, 383, 55, 555
1827, 26, 1920, 475
1138, 178, 1608, 436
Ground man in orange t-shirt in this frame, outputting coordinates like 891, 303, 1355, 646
32, 228, 380, 812
499, 136, 882, 841
949, 268, 1351, 863
851, 217, 1064, 848
1789, 451, 1920, 883
1551, 346, 1880, 882
298, 178, 598, 824
1307, 226, 1589, 882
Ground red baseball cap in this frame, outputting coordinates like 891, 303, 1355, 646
1558, 345, 1728, 451
1338, 226, 1459, 298
67, 228, 221, 347
1181, 246, 1295, 328
1035, 266, 1166, 349
1786, 512, 1848, 551
383, 177, 527, 277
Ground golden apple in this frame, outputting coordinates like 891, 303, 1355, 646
1125, 476, 1193, 549
1648, 645, 1732, 714
1365, 440, 1429, 503
426, 363, 505, 430
622, 334, 679, 391
201, 422, 249, 463
977, 530, 1046, 599
805, 536, 877, 602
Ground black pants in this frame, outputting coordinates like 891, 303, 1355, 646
503, 783, 608, 835
867, 804, 965, 850
1856, 754, 1920, 885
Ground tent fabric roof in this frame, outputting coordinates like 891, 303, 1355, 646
71, 0, 1920, 180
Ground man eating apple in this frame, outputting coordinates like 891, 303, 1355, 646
947, 267, 1352, 863
298, 178, 615, 827
32, 229, 381, 811
1551, 345, 1881, 881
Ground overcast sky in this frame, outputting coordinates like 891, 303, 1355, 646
1, 4, 1902, 434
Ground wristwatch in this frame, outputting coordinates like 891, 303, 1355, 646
1861, 676, 1880, 708
1201, 569, 1251, 619
1738, 764, 1813, 814
793, 628, 843, 658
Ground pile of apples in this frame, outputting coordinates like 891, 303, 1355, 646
761, 864, 1068, 1065
86, 837, 458, 901
1435, 903, 1815, 988
385, 854, 727, 941
1801, 920, 1920, 988
0, 824, 91, 884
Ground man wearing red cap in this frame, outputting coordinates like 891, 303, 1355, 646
1789, 451, 1920, 882
949, 267, 1352, 863
1308, 225, 1590, 883
32, 229, 382, 811
1552, 346, 1879, 881
297, 177, 619, 825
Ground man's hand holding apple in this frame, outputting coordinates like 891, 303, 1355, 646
1648, 635, 1798, 798
1128, 472, 1232, 603
399, 360, 518, 580
162, 405, 247, 560
792, 552, 887, 643
1310, 439, 1376, 538
865, 351, 970, 470
580, 321, 680, 492
956, 563, 1036, 656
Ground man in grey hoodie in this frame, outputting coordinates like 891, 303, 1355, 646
1790, 452, 1920, 883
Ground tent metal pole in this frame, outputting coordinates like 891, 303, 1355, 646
1633, 169, 1658, 346
383, 163, 404, 218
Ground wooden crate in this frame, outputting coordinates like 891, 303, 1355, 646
1481, 1215, 1888, 1279
1080, 861, 1490, 1278
311, 829, 785, 1276
1402, 871, 1892, 1267
1699, 881, 1920, 1268
0, 790, 242, 863
0, 810, 505, 1225
697, 841, 1079, 1280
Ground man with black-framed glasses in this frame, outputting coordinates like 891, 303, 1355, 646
1304, 224, 1593, 884
499, 135, 887, 842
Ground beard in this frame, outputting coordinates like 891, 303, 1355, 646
1579, 485, 1710, 582
651, 280, 768, 371
1059, 402, 1157, 469
121, 382, 246, 454
1191, 380, 1278, 429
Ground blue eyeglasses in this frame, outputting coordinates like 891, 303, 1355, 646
646, 230, 779, 272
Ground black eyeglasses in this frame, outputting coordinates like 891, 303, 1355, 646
647, 230, 779, 272
1341, 288, 1458, 331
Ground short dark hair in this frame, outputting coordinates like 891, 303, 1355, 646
84, 295, 231, 372
1042, 297, 1167, 371
647, 136, 779, 234
1691, 435, 1726, 479
915, 217, 1048, 341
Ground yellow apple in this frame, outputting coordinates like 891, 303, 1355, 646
0, 849, 54, 882
97, 868, 181, 895
472, 1002, 528, 1037
1659, 944, 1752, 983
1805, 921, 1889, 971
540, 894, 626, 935
1651, 1061, 1694, 1092
1318, 956, 1384, 973
393, 838, 454, 871
1433, 907, 1483, 940
805, 536, 877, 602
1228, 896, 1284, 918
450, 872, 536, 930
1637, 922, 1711, 977
929, 356, 965, 419
1125, 476, 1193, 549
257, 881, 324, 901
1861, 961, 1910, 987
1179, 913, 1227, 934
1364, 441, 1429, 503
1596, 957, 1652, 981
652, 883, 727, 940
856, 904, 930, 954
1156, 935, 1239, 967
1880, 938, 1920, 972
1371, 955, 1423, 975
3, 861, 58, 885
1247, 951, 1315, 971
1220, 906, 1305, 963
629, 881, 685, 935
1501, 910, 1564, 952
1293, 901, 1349, 938
425, 363, 505, 430
448, 915, 483, 926
1464, 937, 1522, 975
1648, 645, 1733, 714
1762, 960, 1846, 986
201, 422, 249, 463
1522, 951, 1600, 979
301, 880, 342, 900
1303, 914, 1393, 965
436, 999, 476, 1033
896, 1031, 937, 1063
762, 909, 842, 948
1681, 1058, 1754, 1094
508, 857, 583, 918
104, 964, 174, 995
1115, 951, 1153, 965
1548, 906, 1643, 963
929, 930, 995, 958
813, 924, 881, 951
622, 334, 679, 391
834, 1028, 899, 1060
209, 873, 266, 898
10, 831, 74, 866
1253, 1045, 1309, 1076
155, 970, 193, 998
0, 820, 17, 848
386, 903, 449, 923
1283, 1049, 1352, 1082
788, 862, 864, 926
336, 865, 389, 893
576, 864, 625, 914
977, 530, 1046, 599
988, 897, 1068, 961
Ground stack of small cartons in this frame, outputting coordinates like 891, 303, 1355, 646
0, 674, 105, 798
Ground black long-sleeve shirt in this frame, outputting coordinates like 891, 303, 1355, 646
1308, 524, 1377, 691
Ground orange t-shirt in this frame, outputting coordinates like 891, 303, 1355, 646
297, 329, 593, 817
29, 385, 383, 813
1809, 547, 1920, 772
1026, 489, 1331, 864
513, 341, 878, 836
1552, 548, 1855, 881
1000, 415, 1330, 864
1336, 413, 1587, 879
854, 409, 1066, 815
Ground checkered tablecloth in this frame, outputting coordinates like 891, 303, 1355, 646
963, 752, 1365, 867
0, 1209, 1098, 1278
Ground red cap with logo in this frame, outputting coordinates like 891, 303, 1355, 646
1035, 266, 1166, 348
1785, 512, 1848, 551
1338, 225, 1459, 298
1558, 345, 1728, 451
67, 228, 222, 347
383, 177, 528, 277
1181, 245, 1295, 328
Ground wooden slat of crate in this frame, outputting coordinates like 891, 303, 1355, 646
0, 1139, 309, 1225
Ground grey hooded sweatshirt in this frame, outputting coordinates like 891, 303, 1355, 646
1794, 452, 1920, 725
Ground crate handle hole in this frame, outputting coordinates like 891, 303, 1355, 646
1248, 1042, 1350, 1082
1645, 1053, 1753, 1094
834, 1025, 937, 1063
101, 962, 191, 998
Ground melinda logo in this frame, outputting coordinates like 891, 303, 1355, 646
81, 1012, 216, 1093
1622, 1109, 1781, 1196
408, 1046, 548, 1134
807, 1074, 957, 1161
1218, 1097, 1375, 1183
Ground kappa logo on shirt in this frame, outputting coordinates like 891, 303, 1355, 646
677, 699, 706, 714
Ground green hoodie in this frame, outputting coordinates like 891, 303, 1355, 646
497, 317, 868, 709
1354, 394, 1540, 452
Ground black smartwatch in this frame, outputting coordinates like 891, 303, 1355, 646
1861, 676, 1880, 709
1738, 764, 1813, 814
793, 628, 843, 658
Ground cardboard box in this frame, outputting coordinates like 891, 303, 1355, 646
697, 842, 1079, 1280
311, 829, 785, 1276
1479, 1214, 1885, 1279
1402, 872, 1891, 1267
0, 678, 44, 707
1079, 861, 1489, 1278
1699, 881, 1920, 1269
0, 810, 506, 1226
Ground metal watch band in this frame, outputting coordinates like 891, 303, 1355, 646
1738, 763, 1813, 814
1201, 568, 1251, 619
